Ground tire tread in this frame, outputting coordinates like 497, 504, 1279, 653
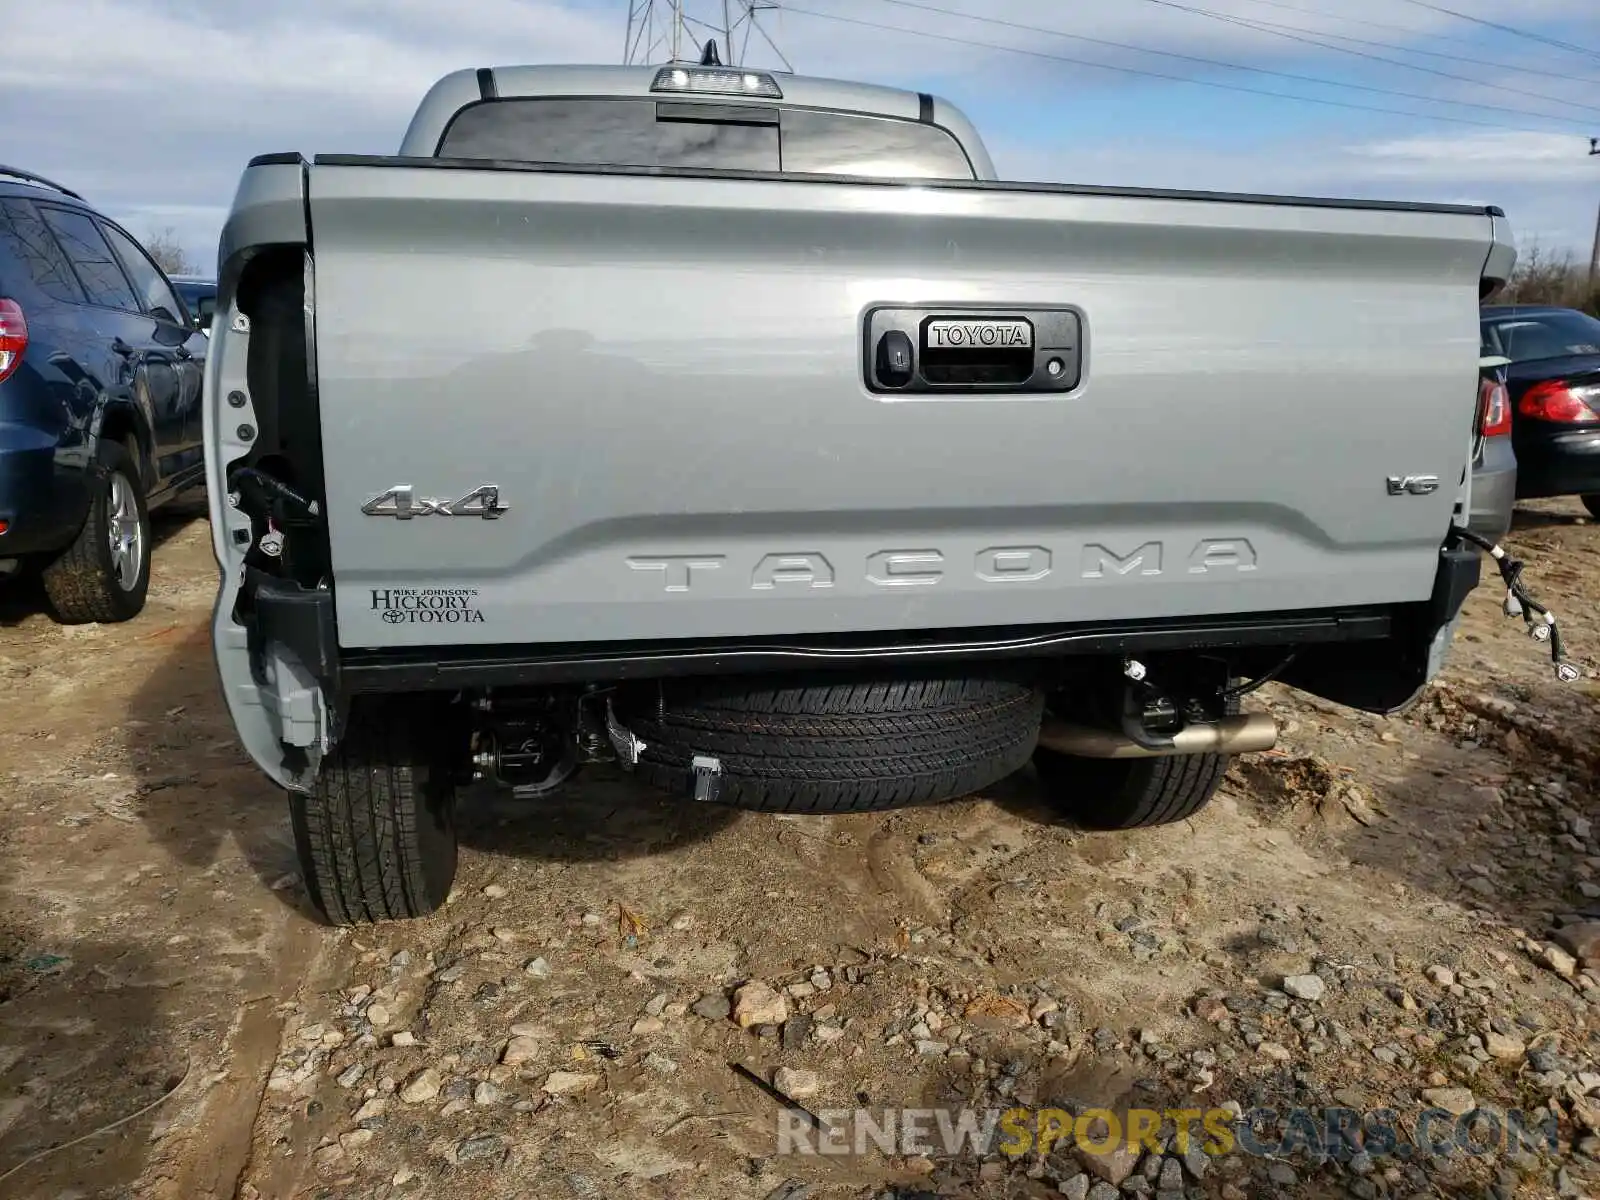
290, 703, 456, 925
624, 676, 1043, 813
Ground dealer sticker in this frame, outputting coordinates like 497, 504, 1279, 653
370, 587, 486, 625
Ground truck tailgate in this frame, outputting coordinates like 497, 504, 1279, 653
305, 162, 1496, 649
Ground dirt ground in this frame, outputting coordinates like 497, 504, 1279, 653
4, 501, 1600, 1200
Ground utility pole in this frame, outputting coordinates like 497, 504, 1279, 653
1590, 138, 1599, 301
623, 0, 792, 70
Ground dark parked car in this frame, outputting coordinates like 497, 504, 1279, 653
169, 275, 216, 334
1480, 305, 1600, 515
0, 166, 208, 622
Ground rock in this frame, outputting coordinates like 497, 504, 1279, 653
1554, 923, 1600, 965
524, 957, 552, 979
692, 993, 732, 1021
1077, 1140, 1141, 1187
339, 1128, 373, 1151
399, 1068, 442, 1105
773, 1068, 820, 1099
1485, 1032, 1526, 1061
474, 1080, 504, 1106
483, 884, 507, 899
354, 1097, 387, 1123
1158, 1158, 1183, 1191
1086, 1184, 1120, 1200
1258, 1042, 1293, 1062
782, 1015, 812, 1051
492, 926, 518, 943
644, 993, 669, 1017
916, 1040, 950, 1056
1182, 1147, 1209, 1180
456, 1133, 506, 1164
502, 1036, 542, 1067
1542, 945, 1579, 979
1282, 974, 1326, 1002
733, 981, 789, 1028
1421, 1087, 1476, 1116
393, 1167, 416, 1186
336, 1063, 365, 1089
580, 911, 602, 928
1194, 997, 1230, 1025
1425, 965, 1456, 987
391, 1031, 417, 1048
644, 1052, 678, 1075
1058, 1174, 1090, 1200
542, 1070, 599, 1095
631, 1017, 664, 1036
1266, 1163, 1297, 1187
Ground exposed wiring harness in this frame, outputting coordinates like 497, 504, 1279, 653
1223, 652, 1299, 700
228, 466, 319, 518
1454, 526, 1580, 683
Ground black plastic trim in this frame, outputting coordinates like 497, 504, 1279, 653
251, 574, 340, 692
313, 151, 1497, 215
476, 67, 497, 100
248, 152, 308, 168
918, 92, 935, 123
338, 609, 1392, 693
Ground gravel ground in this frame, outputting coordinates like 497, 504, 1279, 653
3, 499, 1600, 1200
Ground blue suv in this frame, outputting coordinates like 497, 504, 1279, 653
0, 166, 208, 622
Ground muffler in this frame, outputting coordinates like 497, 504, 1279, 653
1037, 712, 1278, 759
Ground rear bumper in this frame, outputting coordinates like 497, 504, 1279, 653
1468, 435, 1516, 541
1514, 428, 1600, 499
0, 422, 90, 558
219, 540, 1482, 792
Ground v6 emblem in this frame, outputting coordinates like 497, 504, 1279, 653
1386, 474, 1440, 497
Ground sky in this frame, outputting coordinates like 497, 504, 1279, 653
4, 0, 1599, 274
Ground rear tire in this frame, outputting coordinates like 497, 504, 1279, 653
620, 674, 1045, 813
290, 699, 459, 926
1032, 747, 1229, 830
1581, 495, 1600, 521
42, 440, 150, 624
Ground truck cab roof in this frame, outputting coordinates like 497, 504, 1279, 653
398, 63, 997, 181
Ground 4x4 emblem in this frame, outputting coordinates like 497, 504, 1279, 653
361, 484, 509, 520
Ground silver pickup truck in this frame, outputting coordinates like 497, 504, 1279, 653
205, 58, 1516, 925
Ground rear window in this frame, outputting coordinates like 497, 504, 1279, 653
1484, 310, 1600, 364
0, 198, 85, 304
437, 97, 975, 180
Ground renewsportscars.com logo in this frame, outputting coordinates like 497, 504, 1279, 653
775, 1104, 1561, 1163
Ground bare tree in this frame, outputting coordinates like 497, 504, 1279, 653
142, 227, 197, 277
1485, 242, 1599, 316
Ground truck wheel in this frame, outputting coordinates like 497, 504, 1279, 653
289, 700, 458, 926
41, 441, 150, 624
1032, 746, 1229, 829
620, 675, 1044, 813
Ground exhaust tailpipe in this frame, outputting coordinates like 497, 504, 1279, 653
1037, 712, 1278, 759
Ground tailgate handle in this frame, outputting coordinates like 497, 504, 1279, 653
863, 307, 1084, 396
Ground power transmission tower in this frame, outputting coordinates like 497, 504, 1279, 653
624, 0, 792, 71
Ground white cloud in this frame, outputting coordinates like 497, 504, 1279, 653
3, 0, 1597, 266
